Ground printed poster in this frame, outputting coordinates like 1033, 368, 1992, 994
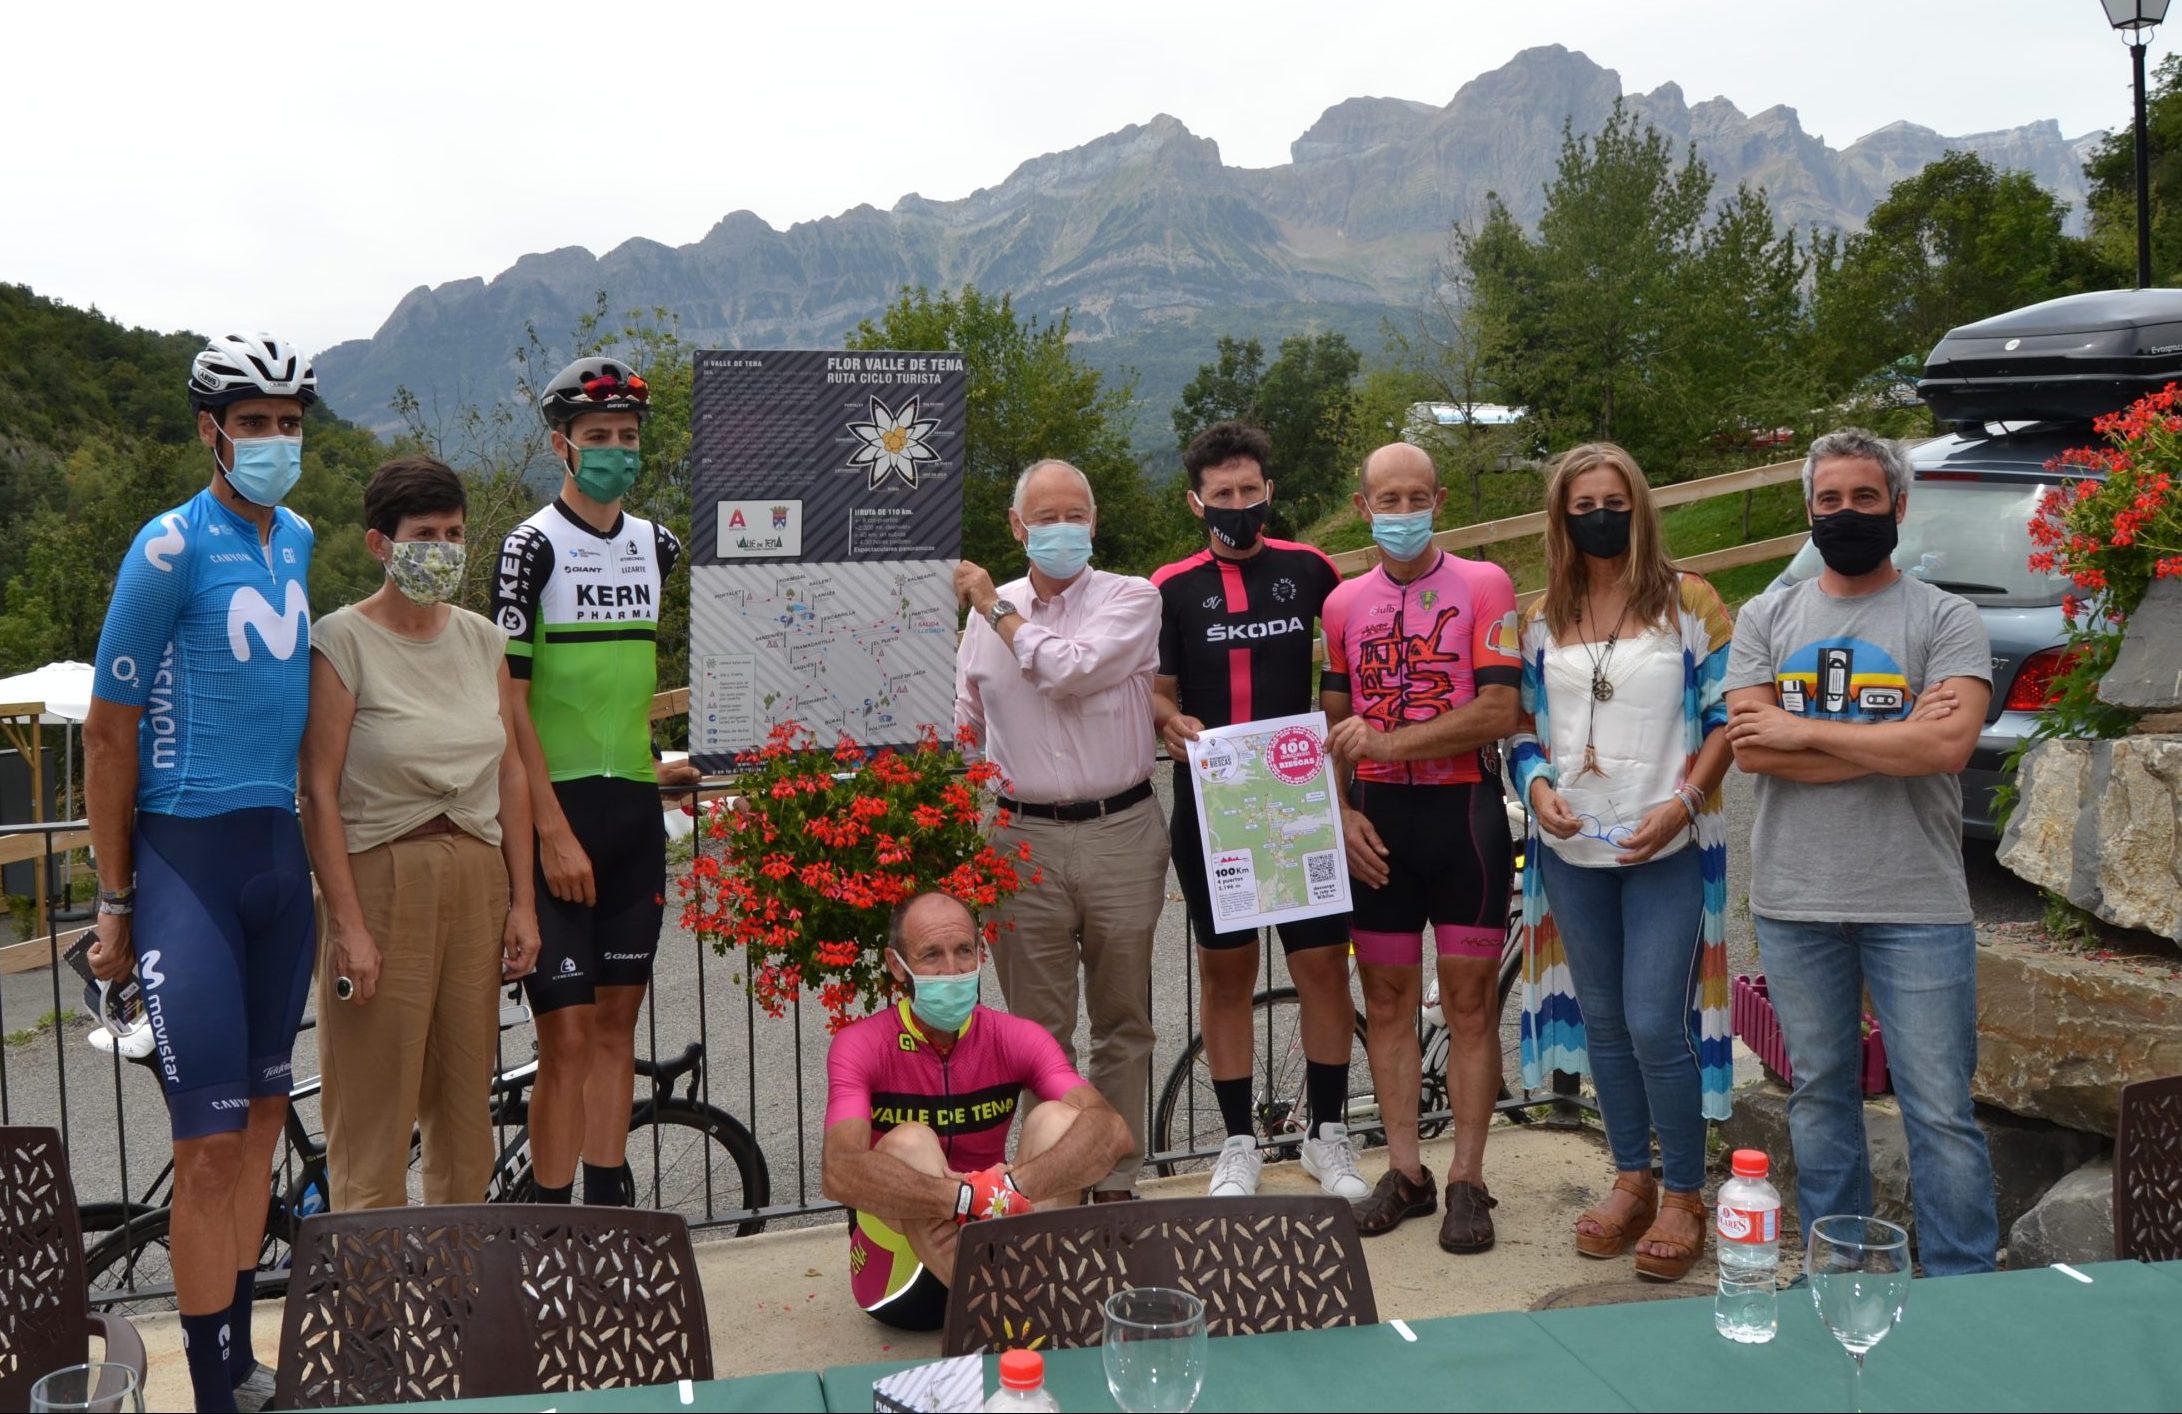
1184, 711, 1351, 930
687, 350, 966, 768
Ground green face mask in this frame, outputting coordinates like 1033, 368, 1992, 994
570, 445, 640, 503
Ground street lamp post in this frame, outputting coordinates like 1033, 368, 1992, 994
2104, 0, 2172, 287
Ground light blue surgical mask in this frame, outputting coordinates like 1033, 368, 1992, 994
1024, 522, 1093, 580
1369, 508, 1436, 562
893, 950, 980, 1034
220, 432, 304, 507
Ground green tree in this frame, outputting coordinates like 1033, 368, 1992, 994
1171, 336, 1265, 445
1813, 151, 2110, 391
849, 286, 1162, 575
1463, 102, 1714, 473
1673, 182, 1817, 452
2084, 52, 2182, 284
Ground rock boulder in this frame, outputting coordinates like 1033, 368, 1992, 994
1997, 735, 2182, 941
1974, 933, 2182, 1136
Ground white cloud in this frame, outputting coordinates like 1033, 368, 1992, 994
4, 0, 2168, 355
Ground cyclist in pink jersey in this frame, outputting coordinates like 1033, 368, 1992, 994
1321, 442, 1521, 1252
822, 893, 1133, 1330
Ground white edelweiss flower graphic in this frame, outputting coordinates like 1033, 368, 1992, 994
845, 395, 940, 490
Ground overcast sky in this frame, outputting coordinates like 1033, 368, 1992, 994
7, 0, 2173, 355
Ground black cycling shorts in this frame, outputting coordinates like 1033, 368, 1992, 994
1346, 779, 1510, 967
1169, 767, 1348, 954
525, 776, 666, 1014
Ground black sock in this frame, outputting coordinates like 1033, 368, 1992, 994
535, 1180, 574, 1205
1212, 1076, 1254, 1139
227, 1270, 257, 1386
181, 1308, 237, 1413
583, 1161, 631, 1207
1307, 1060, 1350, 1139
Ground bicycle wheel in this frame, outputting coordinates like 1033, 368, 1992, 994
622, 1100, 771, 1237
83, 1209, 176, 1316
1151, 987, 1371, 1179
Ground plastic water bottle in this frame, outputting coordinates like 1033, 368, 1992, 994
985, 1349, 1061, 1412
1714, 1148, 1781, 1344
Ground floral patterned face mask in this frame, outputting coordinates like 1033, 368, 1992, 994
385, 539, 466, 605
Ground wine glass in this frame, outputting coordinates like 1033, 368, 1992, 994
29, 1362, 144, 1414
1807, 1215, 1911, 1413
1102, 1287, 1208, 1413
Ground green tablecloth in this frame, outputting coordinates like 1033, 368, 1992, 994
1529, 1260, 2182, 1414
819, 1262, 2182, 1413
386, 1369, 824, 1411
824, 1311, 1634, 1412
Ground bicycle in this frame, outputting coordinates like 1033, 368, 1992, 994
1151, 813, 1555, 1178
81, 989, 771, 1311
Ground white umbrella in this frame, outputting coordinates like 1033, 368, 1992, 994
0, 661, 94, 724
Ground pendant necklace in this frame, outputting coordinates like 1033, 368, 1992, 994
1568, 593, 1627, 781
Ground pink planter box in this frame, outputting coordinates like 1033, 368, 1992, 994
1732, 973, 1891, 1096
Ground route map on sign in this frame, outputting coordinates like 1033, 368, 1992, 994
1183, 710, 1351, 931
687, 349, 965, 767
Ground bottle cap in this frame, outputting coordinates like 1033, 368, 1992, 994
1730, 1148, 1769, 1179
999, 1348, 1044, 1390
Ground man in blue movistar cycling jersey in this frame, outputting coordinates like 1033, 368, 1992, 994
85, 333, 321, 1413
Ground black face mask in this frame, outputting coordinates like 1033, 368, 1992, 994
1809, 506, 1900, 577
1567, 507, 1633, 559
1200, 497, 1270, 552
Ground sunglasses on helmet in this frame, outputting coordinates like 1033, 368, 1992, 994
579, 371, 649, 403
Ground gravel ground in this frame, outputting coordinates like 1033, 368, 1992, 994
1, 768, 2042, 1247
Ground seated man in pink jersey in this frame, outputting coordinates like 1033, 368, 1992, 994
1321, 442, 1522, 1253
822, 892, 1135, 1330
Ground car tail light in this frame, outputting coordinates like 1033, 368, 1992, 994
2004, 645, 2085, 712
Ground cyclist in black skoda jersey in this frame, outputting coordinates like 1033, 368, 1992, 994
1150, 421, 1363, 1202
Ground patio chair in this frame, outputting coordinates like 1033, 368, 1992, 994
943, 1194, 1377, 1355
0, 1126, 148, 1408
271, 1203, 712, 1408
2114, 1073, 2182, 1262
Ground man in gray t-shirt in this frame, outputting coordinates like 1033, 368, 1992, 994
1724, 428, 1998, 1276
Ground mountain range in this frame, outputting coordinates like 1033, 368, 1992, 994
317, 44, 2104, 437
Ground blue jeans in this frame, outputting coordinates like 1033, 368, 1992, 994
1538, 846, 1707, 1192
1754, 917, 1997, 1275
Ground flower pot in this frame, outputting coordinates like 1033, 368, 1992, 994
1731, 973, 1890, 1096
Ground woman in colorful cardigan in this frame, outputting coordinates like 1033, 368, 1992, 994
1508, 442, 1735, 1283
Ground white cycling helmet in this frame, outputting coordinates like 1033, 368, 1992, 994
188, 332, 318, 414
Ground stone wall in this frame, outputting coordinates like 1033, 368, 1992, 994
1974, 933, 2182, 1137
1997, 735, 2182, 941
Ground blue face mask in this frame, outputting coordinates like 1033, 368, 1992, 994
1369, 507, 1436, 562
1024, 522, 1093, 580
894, 950, 980, 1034
221, 432, 304, 507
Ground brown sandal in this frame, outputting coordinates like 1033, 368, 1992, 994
1575, 1173, 1658, 1259
1633, 1189, 1708, 1282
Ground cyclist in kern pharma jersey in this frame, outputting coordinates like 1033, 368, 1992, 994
84, 332, 321, 1413
1320, 441, 1520, 1255
1150, 420, 1363, 1205
495, 355, 699, 1213
822, 894, 1134, 1331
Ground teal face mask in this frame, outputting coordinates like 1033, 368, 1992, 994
1024, 522, 1093, 580
221, 432, 304, 507
1369, 507, 1435, 561
569, 444, 640, 503
894, 949, 980, 1034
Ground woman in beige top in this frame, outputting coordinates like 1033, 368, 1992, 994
299, 456, 542, 1209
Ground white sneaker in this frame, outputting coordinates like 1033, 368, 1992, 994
1208, 1135, 1263, 1197
1300, 1123, 1371, 1199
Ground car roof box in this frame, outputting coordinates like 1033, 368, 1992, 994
1918, 289, 2182, 424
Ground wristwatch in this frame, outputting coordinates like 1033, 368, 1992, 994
987, 598, 1019, 629
97, 886, 135, 917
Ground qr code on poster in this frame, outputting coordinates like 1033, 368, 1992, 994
1305, 850, 1339, 902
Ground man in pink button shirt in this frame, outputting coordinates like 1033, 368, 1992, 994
954, 458, 1166, 1199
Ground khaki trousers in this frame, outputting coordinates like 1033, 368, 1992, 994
319, 832, 508, 1210
988, 795, 1168, 1192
